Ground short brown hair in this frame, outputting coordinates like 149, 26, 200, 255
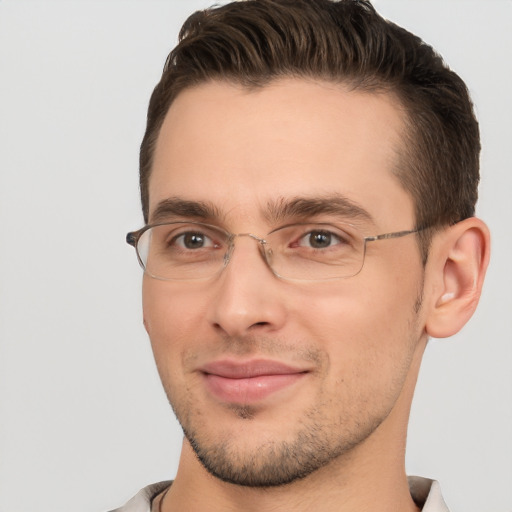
139, 0, 480, 259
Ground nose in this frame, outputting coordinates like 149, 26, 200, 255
207, 235, 287, 338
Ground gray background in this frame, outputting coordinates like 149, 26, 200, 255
0, 1, 510, 511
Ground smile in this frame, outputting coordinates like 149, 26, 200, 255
200, 359, 309, 404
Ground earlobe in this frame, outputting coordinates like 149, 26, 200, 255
425, 218, 490, 339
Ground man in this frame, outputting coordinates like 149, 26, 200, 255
114, 0, 490, 510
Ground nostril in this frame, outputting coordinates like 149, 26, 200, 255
252, 322, 269, 327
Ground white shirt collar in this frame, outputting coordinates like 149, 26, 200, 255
112, 476, 449, 511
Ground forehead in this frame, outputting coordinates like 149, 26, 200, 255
150, 78, 413, 228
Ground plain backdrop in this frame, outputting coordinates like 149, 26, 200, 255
0, 1, 510, 511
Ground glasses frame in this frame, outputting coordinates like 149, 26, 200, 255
126, 221, 424, 282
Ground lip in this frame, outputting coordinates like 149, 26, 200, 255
200, 359, 308, 404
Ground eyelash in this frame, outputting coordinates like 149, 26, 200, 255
170, 231, 219, 249
296, 230, 340, 246
159, 222, 358, 253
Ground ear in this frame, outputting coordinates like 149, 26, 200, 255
425, 217, 490, 338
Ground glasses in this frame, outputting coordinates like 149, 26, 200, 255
126, 221, 422, 282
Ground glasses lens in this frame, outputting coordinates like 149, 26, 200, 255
137, 223, 229, 280
266, 223, 365, 280
133, 221, 366, 281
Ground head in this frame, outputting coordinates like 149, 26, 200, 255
140, 0, 481, 262
135, 0, 489, 491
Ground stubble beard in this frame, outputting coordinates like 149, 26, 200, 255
179, 404, 380, 488
161, 283, 425, 488
165, 365, 386, 488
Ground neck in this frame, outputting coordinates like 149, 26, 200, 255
166, 442, 419, 512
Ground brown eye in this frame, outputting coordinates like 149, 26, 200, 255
174, 232, 215, 249
184, 233, 206, 248
309, 231, 332, 248
298, 230, 343, 249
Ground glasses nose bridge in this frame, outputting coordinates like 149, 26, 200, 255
223, 232, 270, 269
236, 232, 266, 243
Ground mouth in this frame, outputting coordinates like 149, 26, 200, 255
199, 359, 309, 404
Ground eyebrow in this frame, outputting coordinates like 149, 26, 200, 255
264, 195, 375, 225
150, 197, 223, 223
149, 194, 374, 226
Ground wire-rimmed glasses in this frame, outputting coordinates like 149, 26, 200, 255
126, 221, 422, 282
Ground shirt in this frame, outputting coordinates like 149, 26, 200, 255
109, 476, 449, 511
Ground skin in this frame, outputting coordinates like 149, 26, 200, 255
142, 78, 489, 512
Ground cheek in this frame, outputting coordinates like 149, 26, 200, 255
142, 279, 210, 373
292, 272, 418, 336
289, 272, 421, 381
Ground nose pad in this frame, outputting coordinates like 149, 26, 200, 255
259, 242, 274, 269
248, 235, 276, 276
220, 233, 278, 278
223, 240, 235, 267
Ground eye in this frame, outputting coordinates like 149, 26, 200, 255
173, 231, 217, 249
297, 230, 344, 249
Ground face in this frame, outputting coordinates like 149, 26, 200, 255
143, 79, 427, 487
